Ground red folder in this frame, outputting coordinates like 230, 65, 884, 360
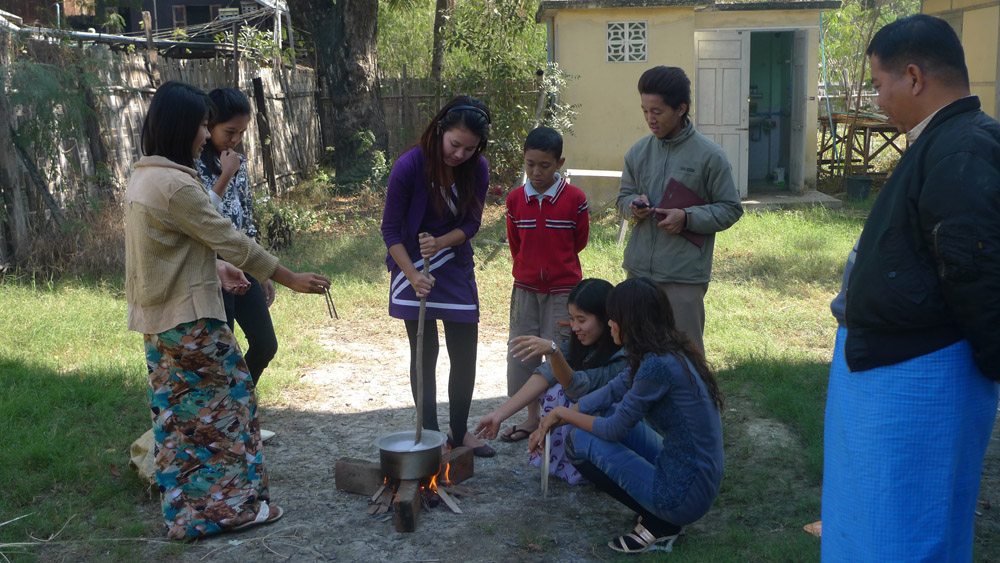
654, 178, 707, 248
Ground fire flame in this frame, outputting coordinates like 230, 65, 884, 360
422, 461, 450, 494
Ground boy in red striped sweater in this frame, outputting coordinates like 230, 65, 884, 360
500, 126, 590, 442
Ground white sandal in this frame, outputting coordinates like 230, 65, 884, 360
608, 518, 679, 554
231, 501, 284, 531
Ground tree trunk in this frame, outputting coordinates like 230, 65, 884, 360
430, 0, 452, 105
285, 0, 385, 184
77, 49, 110, 200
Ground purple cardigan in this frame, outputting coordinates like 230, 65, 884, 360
381, 146, 490, 270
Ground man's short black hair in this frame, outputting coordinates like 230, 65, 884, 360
866, 14, 969, 87
638, 66, 691, 119
524, 126, 563, 160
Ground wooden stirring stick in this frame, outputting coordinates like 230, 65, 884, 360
414, 232, 431, 446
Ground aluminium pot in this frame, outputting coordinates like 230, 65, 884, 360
374, 429, 446, 481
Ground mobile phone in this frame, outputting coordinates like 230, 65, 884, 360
632, 199, 649, 209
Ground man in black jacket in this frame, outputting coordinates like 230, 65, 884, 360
822, 15, 1000, 562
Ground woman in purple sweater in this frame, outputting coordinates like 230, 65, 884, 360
380, 96, 495, 457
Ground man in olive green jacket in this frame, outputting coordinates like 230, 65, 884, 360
616, 66, 743, 352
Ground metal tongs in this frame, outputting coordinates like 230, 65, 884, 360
323, 287, 338, 319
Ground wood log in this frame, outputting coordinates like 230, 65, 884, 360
369, 484, 386, 503
393, 479, 421, 533
442, 446, 474, 485
436, 488, 462, 514
440, 484, 482, 497
334, 457, 383, 496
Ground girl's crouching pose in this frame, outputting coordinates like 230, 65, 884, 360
529, 277, 724, 553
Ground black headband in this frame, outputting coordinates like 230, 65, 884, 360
447, 104, 491, 125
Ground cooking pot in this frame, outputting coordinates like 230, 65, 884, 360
374, 430, 446, 481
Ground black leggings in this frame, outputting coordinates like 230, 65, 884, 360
404, 319, 477, 442
574, 460, 683, 537
223, 273, 278, 386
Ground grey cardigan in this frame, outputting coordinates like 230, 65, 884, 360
537, 343, 627, 401
616, 121, 743, 284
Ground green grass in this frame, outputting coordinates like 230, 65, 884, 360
2, 195, 871, 560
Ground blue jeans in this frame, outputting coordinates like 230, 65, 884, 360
569, 422, 665, 519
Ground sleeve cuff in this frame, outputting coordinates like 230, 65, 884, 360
577, 393, 597, 415
537, 361, 557, 388
240, 246, 280, 282
590, 417, 608, 438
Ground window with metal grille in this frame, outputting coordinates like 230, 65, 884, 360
607, 21, 647, 63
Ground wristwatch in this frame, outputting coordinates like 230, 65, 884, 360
549, 341, 558, 354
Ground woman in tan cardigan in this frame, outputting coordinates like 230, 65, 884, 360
125, 81, 329, 540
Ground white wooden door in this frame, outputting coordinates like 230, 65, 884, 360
694, 30, 749, 198
789, 29, 808, 193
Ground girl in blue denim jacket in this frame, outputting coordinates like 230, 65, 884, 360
528, 277, 724, 553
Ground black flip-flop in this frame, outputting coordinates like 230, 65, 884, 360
500, 425, 533, 443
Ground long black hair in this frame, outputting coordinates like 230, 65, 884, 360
417, 95, 491, 218
606, 277, 723, 410
200, 87, 253, 176
565, 279, 620, 370
141, 81, 213, 169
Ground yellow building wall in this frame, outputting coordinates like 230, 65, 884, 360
963, 6, 998, 83
694, 9, 822, 29
550, 7, 824, 198
923, 0, 953, 13
963, 6, 999, 117
924, 1, 999, 118
551, 7, 694, 205
954, 0, 990, 9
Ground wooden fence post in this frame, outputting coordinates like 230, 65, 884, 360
0, 31, 28, 262
252, 77, 278, 197
232, 23, 240, 87
142, 11, 160, 86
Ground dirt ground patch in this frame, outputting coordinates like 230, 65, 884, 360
136, 318, 652, 562
119, 314, 1000, 563
51, 315, 999, 562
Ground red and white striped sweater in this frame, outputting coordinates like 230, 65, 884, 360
505, 176, 589, 294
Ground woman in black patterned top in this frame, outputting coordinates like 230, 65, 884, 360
197, 88, 278, 434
